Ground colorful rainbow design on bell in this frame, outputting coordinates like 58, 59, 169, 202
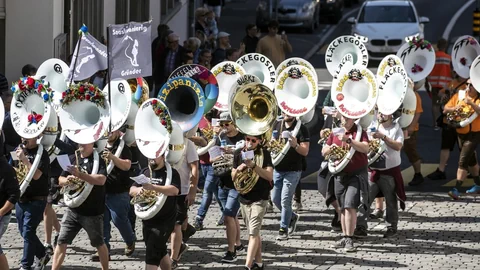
134, 77, 143, 103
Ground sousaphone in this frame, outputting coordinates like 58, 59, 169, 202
325, 35, 369, 77
0, 96, 4, 128
166, 121, 185, 165
376, 55, 404, 78
397, 37, 435, 82
452, 36, 480, 79
10, 77, 54, 196
236, 53, 277, 90
132, 98, 173, 220
211, 61, 246, 111
102, 79, 132, 174
58, 82, 110, 208
197, 115, 218, 156
157, 77, 205, 133
469, 55, 480, 91
124, 77, 150, 145
35, 58, 70, 112
396, 79, 417, 128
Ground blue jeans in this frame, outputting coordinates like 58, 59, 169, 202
103, 192, 136, 250
218, 187, 240, 217
16, 200, 47, 269
197, 164, 223, 220
271, 170, 302, 229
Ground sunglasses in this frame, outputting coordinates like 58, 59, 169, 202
220, 122, 231, 127
245, 137, 259, 143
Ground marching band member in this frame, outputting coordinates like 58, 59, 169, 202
212, 112, 245, 263
232, 133, 273, 270
93, 129, 136, 261
323, 115, 369, 252
52, 143, 109, 270
0, 134, 20, 270
405, 81, 425, 186
271, 112, 310, 240
15, 136, 51, 270
170, 134, 199, 268
355, 112, 406, 238
444, 79, 480, 199
130, 154, 181, 270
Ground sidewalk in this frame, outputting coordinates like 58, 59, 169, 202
3, 190, 480, 269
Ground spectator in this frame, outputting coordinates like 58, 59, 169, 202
195, 8, 209, 36
149, 24, 171, 89
21, 64, 37, 77
206, 10, 219, 48
204, 0, 224, 21
186, 37, 202, 64
212, 32, 231, 66
154, 33, 186, 97
182, 52, 194, 65
256, 20, 292, 67
226, 48, 240, 62
195, 30, 209, 50
198, 49, 213, 69
242, 23, 260, 54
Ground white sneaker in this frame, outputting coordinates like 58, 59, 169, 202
292, 201, 303, 211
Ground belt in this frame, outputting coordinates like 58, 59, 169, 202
19, 196, 47, 203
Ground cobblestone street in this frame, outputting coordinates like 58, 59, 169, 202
2, 191, 480, 269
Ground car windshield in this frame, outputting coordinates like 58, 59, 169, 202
358, 5, 416, 23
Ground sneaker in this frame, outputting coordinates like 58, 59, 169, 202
125, 242, 135, 256
216, 215, 225, 226
344, 237, 357, 252
276, 228, 288, 240
427, 168, 446, 180
288, 213, 300, 235
448, 188, 460, 200
194, 216, 204, 231
408, 173, 424, 186
221, 250, 237, 263
330, 237, 346, 249
44, 243, 54, 256
171, 259, 179, 269
353, 227, 368, 238
235, 244, 245, 252
292, 201, 303, 211
177, 242, 189, 261
252, 262, 264, 270
383, 227, 397, 238
182, 223, 196, 243
369, 208, 384, 219
33, 253, 51, 270
330, 212, 342, 232
91, 252, 111, 262
466, 184, 480, 194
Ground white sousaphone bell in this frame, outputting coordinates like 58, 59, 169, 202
124, 77, 150, 146
133, 98, 173, 220
57, 82, 110, 208
34, 58, 70, 112
0, 96, 4, 128
10, 77, 54, 196
167, 121, 186, 165
452, 35, 480, 79
325, 35, 369, 77
102, 79, 132, 174
211, 61, 246, 111
376, 54, 405, 78
237, 53, 277, 90
397, 78, 418, 128
397, 37, 435, 82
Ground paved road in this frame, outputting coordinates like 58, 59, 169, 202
3, 190, 480, 269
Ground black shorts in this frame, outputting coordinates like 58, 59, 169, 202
176, 195, 188, 225
47, 177, 61, 204
458, 132, 480, 169
57, 209, 104, 247
441, 127, 458, 151
143, 221, 175, 266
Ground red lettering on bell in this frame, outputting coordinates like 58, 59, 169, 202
280, 101, 307, 115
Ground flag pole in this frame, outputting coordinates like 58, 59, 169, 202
69, 24, 87, 86
107, 26, 112, 134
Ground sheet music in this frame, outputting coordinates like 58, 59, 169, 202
130, 174, 151, 185
57, 155, 72, 171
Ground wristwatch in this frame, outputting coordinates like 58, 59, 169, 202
382, 135, 387, 140
346, 138, 352, 144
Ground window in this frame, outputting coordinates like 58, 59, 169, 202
72, 0, 104, 44
358, 5, 416, 23
116, 0, 149, 24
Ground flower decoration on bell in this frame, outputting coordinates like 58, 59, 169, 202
151, 99, 173, 134
460, 57, 467, 66
411, 64, 424, 73
60, 82, 106, 108
467, 36, 477, 45
27, 111, 43, 126
408, 37, 433, 52
11, 76, 55, 102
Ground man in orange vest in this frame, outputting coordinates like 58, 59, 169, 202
427, 38, 452, 130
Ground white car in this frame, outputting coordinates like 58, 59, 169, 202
347, 0, 429, 61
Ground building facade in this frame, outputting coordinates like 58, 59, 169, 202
1, 0, 193, 83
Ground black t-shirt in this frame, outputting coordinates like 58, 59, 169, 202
233, 147, 273, 204
212, 48, 226, 66
242, 35, 259, 54
133, 166, 181, 226
61, 153, 107, 216
50, 136, 77, 178
215, 132, 245, 189
272, 120, 310, 172
104, 140, 133, 194
0, 158, 19, 215
19, 146, 50, 198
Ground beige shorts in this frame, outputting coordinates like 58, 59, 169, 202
240, 200, 268, 237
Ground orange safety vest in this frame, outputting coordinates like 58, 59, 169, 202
428, 51, 452, 89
